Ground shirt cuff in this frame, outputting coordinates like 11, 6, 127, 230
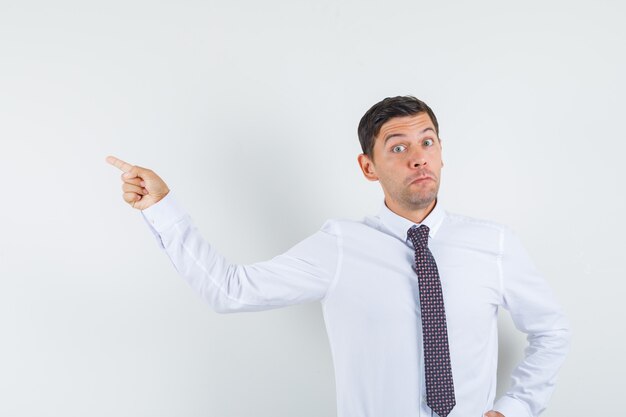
140, 191, 189, 234
493, 396, 533, 417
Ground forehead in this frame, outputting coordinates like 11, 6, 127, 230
376, 112, 435, 141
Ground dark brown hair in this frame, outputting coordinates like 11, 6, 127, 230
358, 95, 439, 160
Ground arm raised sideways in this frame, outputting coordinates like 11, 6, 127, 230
106, 154, 340, 314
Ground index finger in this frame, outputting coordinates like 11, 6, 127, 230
106, 155, 134, 173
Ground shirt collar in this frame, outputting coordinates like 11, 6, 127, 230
376, 198, 446, 246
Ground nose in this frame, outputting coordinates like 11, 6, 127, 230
408, 147, 427, 168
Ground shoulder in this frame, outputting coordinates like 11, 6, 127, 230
439, 210, 518, 254
318, 217, 364, 234
318, 215, 394, 241
443, 210, 509, 233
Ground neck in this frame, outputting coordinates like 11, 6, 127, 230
385, 198, 437, 224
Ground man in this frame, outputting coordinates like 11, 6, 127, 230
107, 96, 570, 417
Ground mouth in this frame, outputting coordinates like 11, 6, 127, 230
408, 175, 434, 184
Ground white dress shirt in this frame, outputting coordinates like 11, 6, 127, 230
141, 192, 570, 417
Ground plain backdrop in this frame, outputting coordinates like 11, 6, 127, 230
1, 0, 625, 416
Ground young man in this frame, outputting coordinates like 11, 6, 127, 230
107, 96, 570, 417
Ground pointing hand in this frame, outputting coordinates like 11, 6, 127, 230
106, 155, 170, 210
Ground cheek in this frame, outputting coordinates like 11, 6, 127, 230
380, 169, 404, 186
429, 150, 443, 164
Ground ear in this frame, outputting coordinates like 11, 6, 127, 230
357, 153, 379, 181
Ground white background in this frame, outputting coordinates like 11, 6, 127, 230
1, 0, 624, 416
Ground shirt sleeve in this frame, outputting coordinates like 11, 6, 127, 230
493, 226, 571, 417
140, 192, 341, 313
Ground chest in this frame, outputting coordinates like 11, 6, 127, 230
327, 231, 502, 331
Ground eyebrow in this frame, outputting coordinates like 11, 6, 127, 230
383, 127, 436, 144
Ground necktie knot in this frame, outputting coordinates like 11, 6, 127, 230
408, 224, 430, 249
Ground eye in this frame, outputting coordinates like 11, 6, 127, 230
423, 138, 434, 146
391, 144, 406, 153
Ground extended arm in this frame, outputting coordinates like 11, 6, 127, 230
106, 155, 340, 314
141, 192, 340, 313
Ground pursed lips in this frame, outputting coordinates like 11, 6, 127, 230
408, 174, 434, 184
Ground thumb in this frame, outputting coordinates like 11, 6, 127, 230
123, 165, 148, 180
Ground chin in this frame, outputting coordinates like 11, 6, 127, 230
405, 191, 437, 207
